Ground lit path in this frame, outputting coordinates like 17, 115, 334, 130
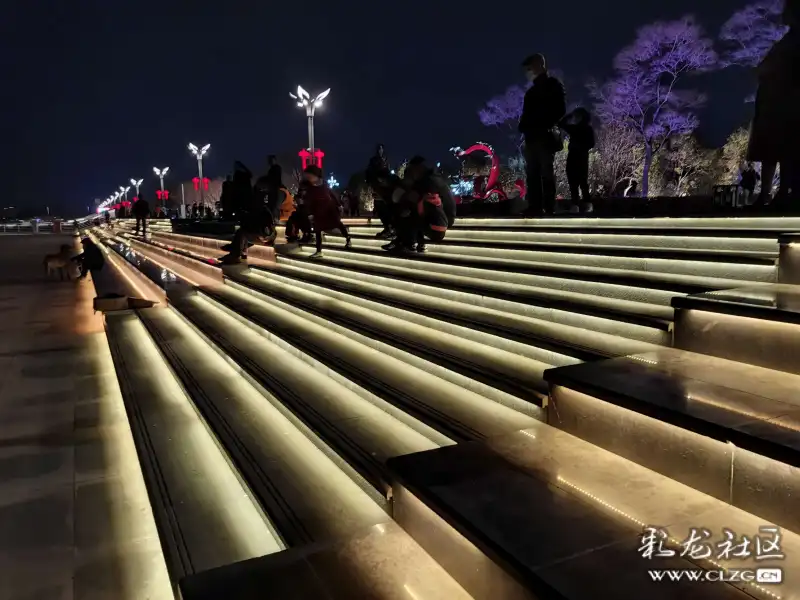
0, 235, 171, 600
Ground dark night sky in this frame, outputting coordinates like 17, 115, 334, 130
3, 0, 753, 215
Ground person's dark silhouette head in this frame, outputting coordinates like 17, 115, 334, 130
784, 0, 799, 27
573, 108, 591, 125
268, 155, 277, 166
405, 156, 428, 181
522, 54, 547, 81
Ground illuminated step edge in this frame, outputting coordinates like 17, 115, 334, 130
137, 306, 391, 546
258, 261, 664, 355
149, 231, 277, 262
779, 234, 800, 284
159, 229, 764, 293
196, 285, 540, 441
345, 231, 779, 260
78, 330, 173, 599
104, 312, 283, 584
324, 236, 776, 283
446, 216, 800, 229
544, 352, 800, 538
673, 288, 800, 376
387, 421, 797, 600
278, 252, 674, 340
239, 266, 576, 397
159, 230, 682, 319
169, 290, 448, 497
225, 272, 551, 411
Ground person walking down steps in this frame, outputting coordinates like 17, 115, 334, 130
301, 165, 351, 259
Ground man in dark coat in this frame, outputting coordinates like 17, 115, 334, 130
748, 0, 800, 205
132, 194, 150, 236
518, 53, 567, 216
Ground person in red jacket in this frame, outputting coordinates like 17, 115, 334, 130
302, 165, 351, 258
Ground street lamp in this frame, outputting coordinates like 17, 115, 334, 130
153, 166, 170, 209
327, 174, 339, 188
188, 143, 210, 206
289, 85, 330, 167
130, 178, 143, 196
120, 186, 131, 202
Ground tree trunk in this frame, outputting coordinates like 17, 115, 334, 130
642, 144, 653, 198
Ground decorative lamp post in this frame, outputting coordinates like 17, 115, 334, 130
289, 86, 330, 167
130, 178, 143, 197
188, 143, 210, 207
153, 166, 170, 210
327, 174, 339, 188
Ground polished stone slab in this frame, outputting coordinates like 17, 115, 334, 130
387, 423, 777, 599
179, 521, 473, 600
544, 348, 800, 469
672, 284, 800, 325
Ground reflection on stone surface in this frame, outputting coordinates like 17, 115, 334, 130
389, 421, 800, 599
695, 284, 800, 314
549, 386, 734, 503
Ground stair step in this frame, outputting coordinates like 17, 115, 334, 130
137, 306, 390, 547
105, 311, 283, 582
388, 421, 800, 600
673, 284, 800, 375
544, 348, 800, 534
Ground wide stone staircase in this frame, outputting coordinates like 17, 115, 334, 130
84, 216, 800, 599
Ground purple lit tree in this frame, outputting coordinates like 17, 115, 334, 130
719, 0, 788, 68
592, 16, 718, 197
478, 84, 528, 129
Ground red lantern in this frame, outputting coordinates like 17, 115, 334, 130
156, 190, 163, 200
202, 177, 210, 191
192, 177, 200, 191
163, 190, 170, 200
298, 148, 325, 170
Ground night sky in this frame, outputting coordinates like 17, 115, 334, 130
3, 0, 753, 216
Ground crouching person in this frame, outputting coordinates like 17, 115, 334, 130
383, 156, 455, 253
220, 210, 274, 265
72, 238, 106, 279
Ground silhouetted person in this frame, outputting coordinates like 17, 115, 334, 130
220, 175, 233, 219
748, 0, 800, 206
264, 156, 284, 219
366, 144, 390, 182
221, 161, 275, 263
191, 202, 198, 219
740, 163, 760, 205
560, 107, 595, 214
518, 53, 566, 216
73, 238, 105, 279
302, 166, 351, 258
385, 156, 455, 253
624, 180, 640, 198
132, 194, 150, 236
370, 169, 403, 238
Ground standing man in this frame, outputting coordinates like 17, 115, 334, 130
518, 53, 566, 216
132, 193, 150, 237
